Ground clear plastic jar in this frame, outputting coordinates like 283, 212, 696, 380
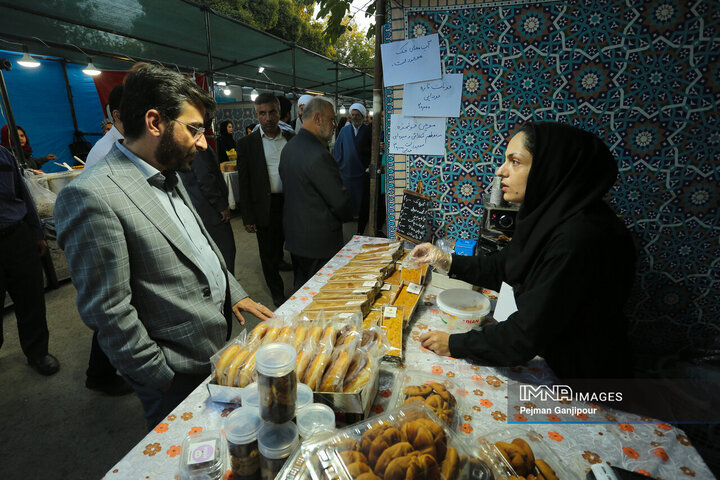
256, 343, 297, 423
296, 403, 336, 440
258, 421, 299, 480
225, 406, 263, 480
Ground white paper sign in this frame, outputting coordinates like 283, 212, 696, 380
494, 282, 518, 322
406, 283, 423, 295
403, 74, 463, 117
381, 34, 442, 87
384, 306, 398, 318
389, 114, 446, 155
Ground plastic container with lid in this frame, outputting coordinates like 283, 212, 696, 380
258, 421, 299, 480
225, 406, 263, 480
178, 430, 226, 480
256, 343, 297, 423
436, 288, 491, 327
296, 382, 313, 413
296, 403, 336, 440
242, 382, 260, 408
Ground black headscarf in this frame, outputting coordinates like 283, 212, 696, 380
219, 121, 234, 146
504, 122, 619, 284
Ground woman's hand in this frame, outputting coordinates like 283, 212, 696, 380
45, 154, 57, 161
410, 243, 451, 271
419, 330, 451, 356
232, 297, 274, 325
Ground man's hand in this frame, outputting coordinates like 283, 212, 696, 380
231, 297, 274, 325
419, 330, 451, 357
37, 240, 48, 257
245, 224, 257, 233
220, 209, 231, 223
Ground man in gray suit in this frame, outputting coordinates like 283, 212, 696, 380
55, 63, 272, 429
280, 97, 353, 290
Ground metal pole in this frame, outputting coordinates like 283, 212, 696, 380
0, 58, 27, 168
60, 60, 79, 134
368, 0, 385, 236
334, 61, 339, 108
204, 5, 215, 98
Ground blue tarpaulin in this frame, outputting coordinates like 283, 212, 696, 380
0, 49, 104, 172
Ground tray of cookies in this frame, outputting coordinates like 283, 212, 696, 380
301, 402, 502, 480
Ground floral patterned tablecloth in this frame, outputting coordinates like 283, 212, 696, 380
103, 236, 713, 480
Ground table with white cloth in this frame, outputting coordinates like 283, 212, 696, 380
102, 235, 714, 480
222, 171, 239, 210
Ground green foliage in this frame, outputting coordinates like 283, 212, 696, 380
303, 0, 377, 43
204, 0, 329, 54
329, 20, 374, 68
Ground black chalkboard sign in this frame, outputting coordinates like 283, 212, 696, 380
396, 189, 430, 244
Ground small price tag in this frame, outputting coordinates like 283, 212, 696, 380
362, 281, 377, 287
381, 284, 392, 291
338, 312, 353, 319
384, 306, 398, 318
188, 440, 216, 465
406, 282, 422, 295
352, 289, 369, 294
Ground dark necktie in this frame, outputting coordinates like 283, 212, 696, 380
148, 171, 178, 191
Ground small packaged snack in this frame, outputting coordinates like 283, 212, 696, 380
225, 406, 263, 480
178, 430, 226, 480
256, 342, 298, 424
388, 370, 466, 430
477, 426, 583, 479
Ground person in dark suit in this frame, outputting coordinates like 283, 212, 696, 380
236, 93, 294, 307
279, 97, 353, 291
179, 142, 236, 274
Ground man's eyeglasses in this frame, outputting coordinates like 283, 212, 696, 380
173, 118, 205, 139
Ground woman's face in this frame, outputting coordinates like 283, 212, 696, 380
17, 128, 27, 146
496, 132, 532, 204
226, 123, 233, 135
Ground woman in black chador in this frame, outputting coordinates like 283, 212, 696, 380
413, 122, 636, 378
216, 120, 236, 165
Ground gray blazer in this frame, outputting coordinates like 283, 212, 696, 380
55, 145, 247, 390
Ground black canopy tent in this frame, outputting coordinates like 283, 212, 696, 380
0, 0, 373, 101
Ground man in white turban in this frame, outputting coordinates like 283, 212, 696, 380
292, 94, 314, 133
333, 103, 372, 233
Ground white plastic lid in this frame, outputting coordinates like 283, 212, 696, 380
255, 343, 297, 377
296, 383, 313, 412
242, 382, 260, 408
296, 403, 335, 439
257, 421, 299, 459
437, 288, 491, 320
224, 406, 262, 445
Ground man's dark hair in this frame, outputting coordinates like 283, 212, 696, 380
277, 95, 291, 120
108, 85, 124, 113
254, 92, 280, 108
120, 63, 216, 139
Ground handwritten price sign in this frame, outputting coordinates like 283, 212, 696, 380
381, 33, 442, 87
389, 114, 446, 156
403, 74, 464, 117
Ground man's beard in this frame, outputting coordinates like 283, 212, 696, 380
155, 124, 196, 173
350, 118, 363, 129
